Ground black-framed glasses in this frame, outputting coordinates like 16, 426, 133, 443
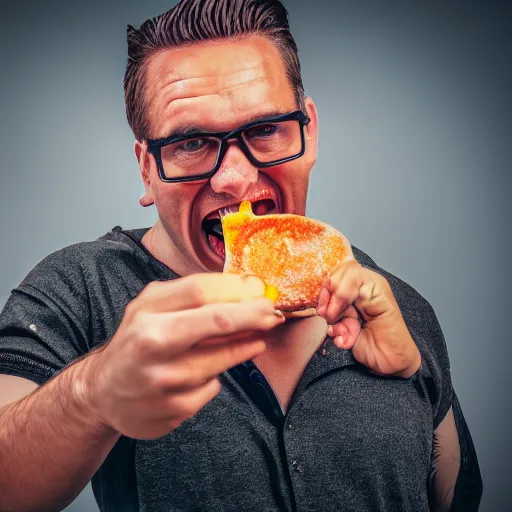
146, 110, 310, 183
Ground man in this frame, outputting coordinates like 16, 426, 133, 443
0, 0, 482, 511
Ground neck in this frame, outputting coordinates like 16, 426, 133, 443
141, 220, 199, 277
252, 315, 329, 413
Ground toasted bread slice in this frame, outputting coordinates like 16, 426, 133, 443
222, 201, 353, 312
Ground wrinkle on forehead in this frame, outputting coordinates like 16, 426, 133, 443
164, 66, 266, 94
162, 68, 267, 103
146, 36, 295, 136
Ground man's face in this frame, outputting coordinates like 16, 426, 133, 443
136, 35, 319, 275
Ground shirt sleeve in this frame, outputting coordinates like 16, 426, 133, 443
428, 394, 483, 511
0, 248, 91, 385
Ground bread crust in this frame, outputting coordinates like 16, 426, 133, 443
222, 202, 353, 312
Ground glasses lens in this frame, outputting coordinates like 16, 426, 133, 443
160, 137, 221, 179
158, 119, 304, 180
242, 119, 302, 163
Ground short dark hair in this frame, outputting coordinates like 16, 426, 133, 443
124, 0, 306, 140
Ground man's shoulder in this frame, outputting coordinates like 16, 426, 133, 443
34, 227, 142, 264
61, 227, 148, 265
352, 245, 432, 312
353, 244, 451, 372
19, 227, 153, 291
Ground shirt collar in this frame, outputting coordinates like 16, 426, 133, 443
229, 336, 358, 424
293, 336, 357, 398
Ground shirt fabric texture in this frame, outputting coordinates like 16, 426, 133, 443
0, 227, 482, 511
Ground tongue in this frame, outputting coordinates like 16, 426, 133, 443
209, 234, 225, 259
253, 200, 271, 216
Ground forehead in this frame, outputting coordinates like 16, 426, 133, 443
145, 35, 297, 138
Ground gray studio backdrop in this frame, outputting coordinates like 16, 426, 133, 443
0, 0, 509, 511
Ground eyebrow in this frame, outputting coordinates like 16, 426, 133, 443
163, 109, 288, 140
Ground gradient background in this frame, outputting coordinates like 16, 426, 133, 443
0, 0, 510, 510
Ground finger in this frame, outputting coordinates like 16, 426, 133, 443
355, 280, 394, 321
316, 287, 331, 317
322, 263, 359, 323
331, 317, 362, 350
136, 297, 284, 359
327, 321, 347, 340
166, 376, 223, 422
324, 294, 351, 325
147, 376, 223, 424
283, 308, 317, 319
135, 273, 270, 313
155, 337, 267, 391
195, 330, 260, 348
324, 262, 377, 324
342, 304, 361, 321
326, 304, 361, 343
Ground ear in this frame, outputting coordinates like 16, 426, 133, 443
135, 140, 155, 207
303, 97, 319, 168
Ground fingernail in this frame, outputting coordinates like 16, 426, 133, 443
274, 309, 284, 317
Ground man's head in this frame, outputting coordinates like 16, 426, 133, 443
124, 0, 319, 276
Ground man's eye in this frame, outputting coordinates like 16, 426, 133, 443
247, 124, 278, 138
180, 139, 206, 152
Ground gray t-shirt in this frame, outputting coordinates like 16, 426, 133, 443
0, 227, 482, 511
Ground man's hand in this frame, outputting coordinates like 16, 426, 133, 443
316, 260, 421, 378
80, 274, 285, 440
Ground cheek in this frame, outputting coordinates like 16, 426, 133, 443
153, 186, 190, 223
268, 162, 311, 212
282, 160, 312, 191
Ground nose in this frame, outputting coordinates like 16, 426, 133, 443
209, 143, 259, 198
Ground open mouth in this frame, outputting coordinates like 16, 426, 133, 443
202, 198, 277, 260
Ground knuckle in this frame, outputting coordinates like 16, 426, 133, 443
167, 367, 195, 390
325, 274, 336, 289
148, 325, 167, 349
325, 276, 339, 295
186, 276, 207, 306
144, 280, 158, 292
331, 286, 346, 300
139, 280, 160, 298
133, 335, 156, 359
148, 370, 172, 392
134, 322, 166, 358
123, 299, 140, 321
130, 308, 148, 329
210, 309, 235, 333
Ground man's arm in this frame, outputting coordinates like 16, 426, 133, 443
0, 352, 121, 512
0, 274, 283, 512
428, 394, 483, 512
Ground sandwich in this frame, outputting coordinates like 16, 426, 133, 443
221, 201, 353, 317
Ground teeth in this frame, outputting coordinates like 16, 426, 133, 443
219, 205, 240, 218
215, 198, 274, 219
